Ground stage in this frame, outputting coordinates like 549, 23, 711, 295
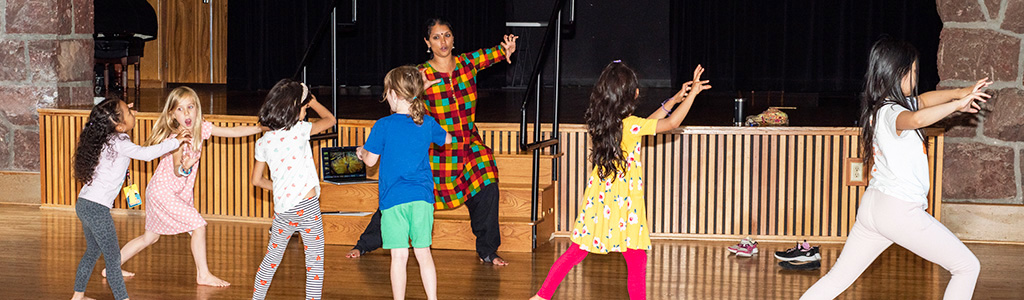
4, 203, 1022, 299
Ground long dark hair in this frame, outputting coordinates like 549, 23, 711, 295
860, 36, 922, 167
73, 98, 125, 184
259, 79, 312, 130
587, 61, 641, 179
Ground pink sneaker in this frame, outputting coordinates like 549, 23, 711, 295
728, 237, 758, 257
735, 241, 758, 257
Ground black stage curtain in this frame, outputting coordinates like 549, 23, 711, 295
669, 0, 942, 94
228, 0, 507, 91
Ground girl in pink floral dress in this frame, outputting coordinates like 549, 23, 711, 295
105, 86, 264, 287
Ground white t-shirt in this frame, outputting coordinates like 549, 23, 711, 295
255, 121, 320, 213
867, 103, 930, 207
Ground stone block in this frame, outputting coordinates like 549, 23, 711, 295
985, 0, 1003, 21
58, 85, 94, 107
938, 28, 1020, 82
0, 85, 57, 126
982, 88, 1024, 141
6, 0, 60, 34
943, 142, 1016, 199
0, 40, 27, 82
1003, 0, 1024, 34
56, 0, 73, 35
0, 120, 10, 170
936, 0, 987, 22
28, 40, 58, 82
935, 113, 979, 138
57, 39, 93, 82
73, 0, 93, 34
12, 128, 39, 171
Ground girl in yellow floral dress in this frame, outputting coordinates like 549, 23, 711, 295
532, 61, 710, 300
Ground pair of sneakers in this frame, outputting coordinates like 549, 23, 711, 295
775, 241, 821, 270
727, 237, 759, 257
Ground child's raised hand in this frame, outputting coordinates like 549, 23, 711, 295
673, 80, 694, 101
307, 95, 322, 108
176, 129, 193, 144
501, 34, 520, 63
955, 91, 991, 114
686, 65, 712, 98
968, 77, 993, 94
181, 150, 201, 167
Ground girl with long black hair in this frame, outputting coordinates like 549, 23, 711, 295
800, 37, 990, 300
71, 98, 190, 300
531, 61, 710, 300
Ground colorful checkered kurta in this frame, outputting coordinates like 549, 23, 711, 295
420, 45, 506, 209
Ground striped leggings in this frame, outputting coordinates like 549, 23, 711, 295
252, 197, 325, 300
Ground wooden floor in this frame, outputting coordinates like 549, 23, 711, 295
3, 203, 1022, 299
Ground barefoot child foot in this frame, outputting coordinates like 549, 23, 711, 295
196, 273, 230, 287
529, 295, 547, 300
101, 269, 135, 278
70, 291, 96, 300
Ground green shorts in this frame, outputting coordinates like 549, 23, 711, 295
381, 201, 434, 249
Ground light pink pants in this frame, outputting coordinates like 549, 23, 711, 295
801, 189, 980, 300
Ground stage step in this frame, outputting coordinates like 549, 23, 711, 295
319, 181, 556, 252
493, 153, 559, 186
318, 152, 559, 252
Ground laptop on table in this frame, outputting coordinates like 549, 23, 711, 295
321, 146, 376, 185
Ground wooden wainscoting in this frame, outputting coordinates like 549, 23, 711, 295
554, 126, 943, 241
327, 122, 944, 241
38, 109, 338, 219
39, 110, 943, 241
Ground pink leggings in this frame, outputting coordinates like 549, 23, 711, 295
536, 243, 647, 299
801, 189, 980, 300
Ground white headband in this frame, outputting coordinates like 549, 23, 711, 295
299, 83, 309, 104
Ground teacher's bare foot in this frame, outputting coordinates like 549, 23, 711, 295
101, 268, 135, 278
196, 274, 230, 287
480, 253, 509, 266
346, 249, 362, 258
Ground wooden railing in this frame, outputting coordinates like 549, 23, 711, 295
39, 109, 943, 240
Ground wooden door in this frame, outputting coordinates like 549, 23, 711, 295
139, 0, 163, 84
163, 0, 227, 83
212, 0, 228, 83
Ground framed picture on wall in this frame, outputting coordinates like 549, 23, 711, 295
844, 158, 868, 186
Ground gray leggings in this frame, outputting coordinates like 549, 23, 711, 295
74, 198, 128, 300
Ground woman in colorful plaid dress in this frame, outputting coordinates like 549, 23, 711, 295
347, 18, 517, 265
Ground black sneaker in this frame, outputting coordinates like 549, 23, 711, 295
778, 260, 821, 270
774, 241, 821, 262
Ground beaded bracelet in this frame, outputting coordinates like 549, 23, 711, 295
661, 98, 674, 114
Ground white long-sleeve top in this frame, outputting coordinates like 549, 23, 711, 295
78, 133, 182, 208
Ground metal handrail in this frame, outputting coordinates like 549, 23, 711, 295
521, 138, 559, 152
513, 0, 569, 250
517, 0, 568, 152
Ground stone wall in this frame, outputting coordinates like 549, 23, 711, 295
938, 0, 1024, 204
0, 0, 93, 171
